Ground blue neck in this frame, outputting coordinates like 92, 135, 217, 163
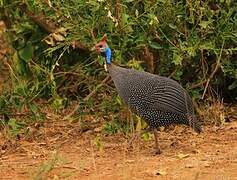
105, 47, 112, 64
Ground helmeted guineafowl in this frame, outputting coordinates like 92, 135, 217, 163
93, 35, 202, 154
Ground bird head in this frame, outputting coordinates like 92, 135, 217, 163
92, 34, 112, 64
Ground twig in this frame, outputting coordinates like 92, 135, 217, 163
0, 112, 30, 117
202, 78, 211, 99
158, 27, 179, 49
62, 165, 79, 170
190, 80, 206, 88
19, 4, 57, 33
19, 3, 88, 51
63, 75, 111, 120
4, 61, 19, 82
84, 75, 110, 101
115, 0, 122, 28
201, 41, 225, 99
168, 69, 177, 78
54, 71, 83, 77
90, 139, 99, 178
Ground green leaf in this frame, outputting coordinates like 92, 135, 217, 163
186, 47, 196, 57
18, 43, 34, 62
98, 56, 104, 66
115, 95, 122, 106
228, 80, 237, 90
136, 116, 142, 131
142, 132, 152, 141
122, 13, 130, 25
199, 42, 215, 50
29, 104, 38, 114
172, 51, 182, 65
199, 20, 213, 29
149, 41, 163, 50
8, 118, 22, 136
168, 23, 177, 29
94, 136, 104, 151
199, 21, 209, 29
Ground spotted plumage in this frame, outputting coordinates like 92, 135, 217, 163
93, 35, 202, 154
108, 64, 202, 133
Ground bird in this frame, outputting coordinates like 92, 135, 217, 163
93, 34, 202, 154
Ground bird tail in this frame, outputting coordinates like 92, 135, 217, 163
187, 114, 202, 133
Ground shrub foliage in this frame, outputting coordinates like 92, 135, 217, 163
0, 0, 236, 125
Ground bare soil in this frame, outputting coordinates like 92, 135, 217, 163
1, 119, 237, 180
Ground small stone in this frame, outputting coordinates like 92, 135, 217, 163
125, 159, 135, 163
156, 170, 167, 176
185, 164, 194, 168
203, 162, 211, 167
177, 153, 190, 159
94, 126, 103, 133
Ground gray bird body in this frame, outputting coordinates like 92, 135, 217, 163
108, 63, 202, 133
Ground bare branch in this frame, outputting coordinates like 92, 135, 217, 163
63, 75, 111, 120
201, 41, 224, 99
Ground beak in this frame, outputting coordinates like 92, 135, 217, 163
104, 63, 108, 72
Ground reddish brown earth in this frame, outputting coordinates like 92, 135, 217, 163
1, 120, 237, 180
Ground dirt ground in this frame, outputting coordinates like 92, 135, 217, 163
1, 118, 237, 180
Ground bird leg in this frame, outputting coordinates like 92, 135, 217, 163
128, 128, 151, 146
153, 129, 161, 154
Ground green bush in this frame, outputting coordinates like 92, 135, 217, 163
1, 0, 237, 121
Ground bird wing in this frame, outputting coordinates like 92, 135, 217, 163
148, 76, 192, 115
109, 65, 193, 116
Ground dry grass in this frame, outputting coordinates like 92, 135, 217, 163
197, 99, 227, 126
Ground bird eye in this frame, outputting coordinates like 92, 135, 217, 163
98, 45, 103, 48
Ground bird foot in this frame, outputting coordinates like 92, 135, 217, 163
155, 148, 162, 155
